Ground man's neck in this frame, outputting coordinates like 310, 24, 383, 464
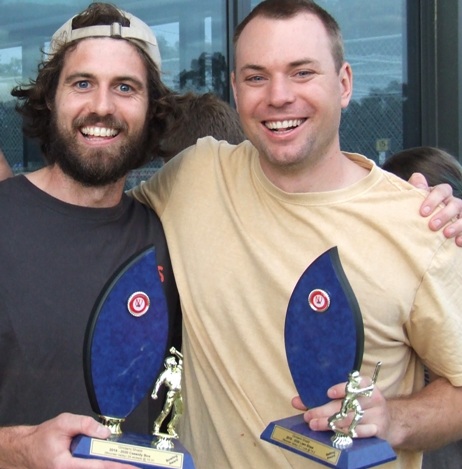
25, 166, 126, 208
259, 152, 370, 193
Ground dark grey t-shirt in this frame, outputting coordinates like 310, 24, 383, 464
0, 175, 180, 433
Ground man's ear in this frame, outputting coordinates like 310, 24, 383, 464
339, 62, 353, 110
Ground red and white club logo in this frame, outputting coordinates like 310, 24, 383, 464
308, 289, 330, 313
127, 291, 150, 317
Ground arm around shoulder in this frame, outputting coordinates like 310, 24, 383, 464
410, 173, 462, 246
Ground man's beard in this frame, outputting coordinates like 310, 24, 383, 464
47, 114, 150, 187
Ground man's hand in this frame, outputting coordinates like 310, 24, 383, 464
292, 382, 391, 441
0, 413, 138, 469
410, 173, 462, 246
293, 376, 462, 451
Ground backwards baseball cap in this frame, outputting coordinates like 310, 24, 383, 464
49, 8, 161, 70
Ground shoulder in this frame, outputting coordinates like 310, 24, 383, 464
129, 137, 256, 212
180, 136, 254, 164
148, 136, 254, 187
0, 175, 48, 214
0, 174, 27, 193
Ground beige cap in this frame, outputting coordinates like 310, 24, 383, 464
49, 9, 161, 70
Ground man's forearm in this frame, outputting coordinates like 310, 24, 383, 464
0, 425, 35, 468
0, 413, 113, 469
387, 377, 462, 451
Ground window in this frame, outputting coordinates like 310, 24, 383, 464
321, 0, 410, 164
250, 0, 410, 164
0, 0, 229, 173
1, 1, 451, 174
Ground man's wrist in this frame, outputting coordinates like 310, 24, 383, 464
0, 424, 36, 469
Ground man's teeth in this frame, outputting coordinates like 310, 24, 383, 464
265, 119, 304, 130
81, 127, 119, 137
265, 119, 303, 130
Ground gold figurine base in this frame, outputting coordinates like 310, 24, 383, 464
99, 415, 125, 435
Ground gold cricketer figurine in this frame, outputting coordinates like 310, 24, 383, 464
328, 362, 382, 450
151, 347, 184, 450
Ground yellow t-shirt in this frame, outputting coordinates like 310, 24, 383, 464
131, 137, 462, 469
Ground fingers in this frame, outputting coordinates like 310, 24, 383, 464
407, 172, 462, 244
302, 386, 390, 441
427, 195, 462, 228
291, 396, 307, 411
304, 400, 342, 431
75, 415, 112, 440
14, 413, 139, 469
50, 414, 138, 469
339, 423, 379, 439
46, 413, 111, 440
306, 403, 380, 437
326, 382, 347, 400
408, 172, 429, 190
419, 183, 453, 219
442, 218, 462, 246
416, 181, 462, 245
457, 234, 462, 247
298, 383, 346, 430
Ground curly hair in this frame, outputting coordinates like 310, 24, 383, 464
11, 3, 177, 167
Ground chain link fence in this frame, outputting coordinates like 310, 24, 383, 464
0, 83, 23, 172
0, 18, 405, 175
341, 34, 404, 164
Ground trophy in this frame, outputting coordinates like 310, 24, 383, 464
261, 247, 396, 469
151, 347, 184, 450
71, 245, 194, 468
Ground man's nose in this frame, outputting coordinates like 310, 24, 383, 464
89, 87, 116, 115
266, 76, 296, 107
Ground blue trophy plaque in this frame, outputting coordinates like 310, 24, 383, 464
261, 247, 396, 468
71, 246, 194, 468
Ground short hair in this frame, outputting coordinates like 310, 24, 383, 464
233, 0, 344, 73
383, 146, 462, 198
158, 92, 246, 161
11, 2, 176, 167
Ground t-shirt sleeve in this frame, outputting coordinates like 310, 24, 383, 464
406, 239, 462, 387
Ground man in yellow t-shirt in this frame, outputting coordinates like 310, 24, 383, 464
131, 1, 462, 468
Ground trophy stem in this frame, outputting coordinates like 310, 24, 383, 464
99, 415, 125, 435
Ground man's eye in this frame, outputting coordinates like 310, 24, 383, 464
296, 70, 313, 78
76, 81, 90, 89
247, 76, 264, 82
119, 83, 132, 92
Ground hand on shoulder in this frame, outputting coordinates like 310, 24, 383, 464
410, 173, 462, 246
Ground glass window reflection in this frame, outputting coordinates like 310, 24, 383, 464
0, 0, 414, 172
0, 0, 229, 172
249, 0, 407, 163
